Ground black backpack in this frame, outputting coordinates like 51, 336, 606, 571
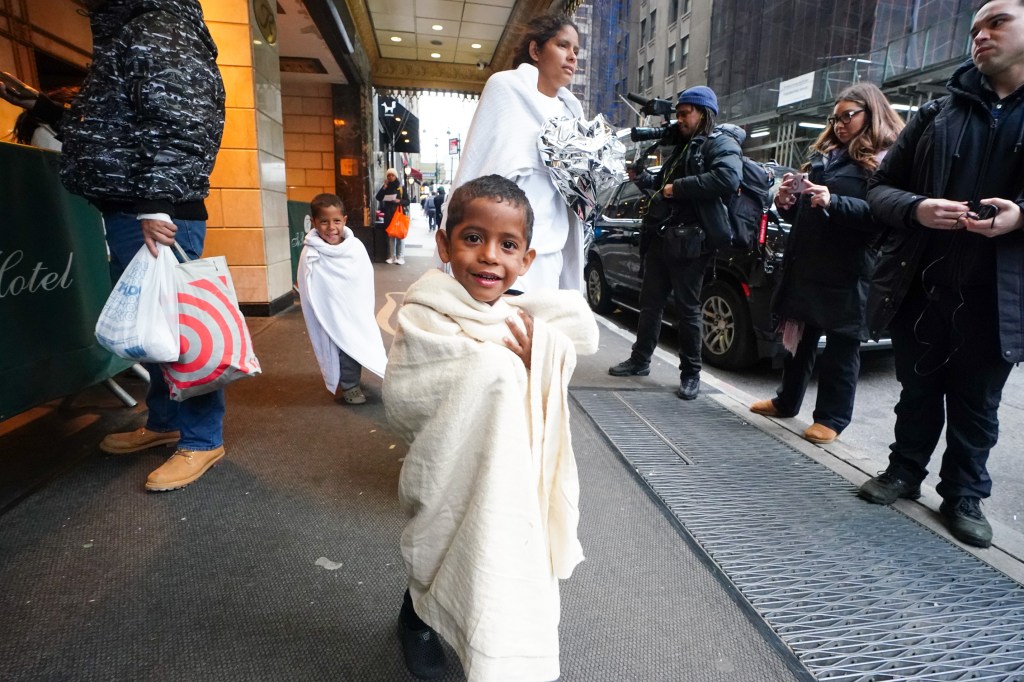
691, 127, 775, 250
726, 157, 774, 250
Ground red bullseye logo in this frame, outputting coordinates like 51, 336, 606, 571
163, 275, 260, 399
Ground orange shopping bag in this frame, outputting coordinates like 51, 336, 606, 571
385, 206, 410, 239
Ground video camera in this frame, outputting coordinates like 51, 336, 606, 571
626, 93, 678, 143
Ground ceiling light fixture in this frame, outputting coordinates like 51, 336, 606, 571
798, 122, 827, 129
471, 43, 481, 49
390, 36, 401, 42
432, 24, 443, 31
431, 52, 441, 58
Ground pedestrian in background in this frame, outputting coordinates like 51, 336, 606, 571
608, 86, 742, 400
750, 83, 905, 445
445, 13, 586, 293
0, 0, 227, 492
424, 189, 438, 231
858, 0, 1024, 549
376, 167, 405, 265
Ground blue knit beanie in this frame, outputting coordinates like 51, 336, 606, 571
677, 86, 718, 116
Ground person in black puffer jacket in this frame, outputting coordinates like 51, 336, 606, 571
857, 0, 1024, 550
749, 83, 905, 446
0, 0, 227, 493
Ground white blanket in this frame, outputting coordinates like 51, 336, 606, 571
297, 228, 387, 393
441, 63, 586, 294
384, 270, 599, 682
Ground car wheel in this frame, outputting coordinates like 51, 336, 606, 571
584, 259, 614, 314
701, 279, 756, 370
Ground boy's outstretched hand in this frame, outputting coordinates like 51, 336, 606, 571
504, 309, 534, 370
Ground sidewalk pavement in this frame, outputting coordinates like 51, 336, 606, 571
0, 203, 1022, 680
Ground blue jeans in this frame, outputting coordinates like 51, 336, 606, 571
104, 212, 225, 451
389, 236, 405, 259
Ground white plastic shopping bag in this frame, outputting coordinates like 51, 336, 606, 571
162, 247, 261, 401
95, 244, 180, 362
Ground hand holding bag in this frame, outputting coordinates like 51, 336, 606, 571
162, 244, 261, 401
385, 205, 410, 239
95, 244, 180, 362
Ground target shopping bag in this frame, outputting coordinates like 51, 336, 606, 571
162, 249, 261, 401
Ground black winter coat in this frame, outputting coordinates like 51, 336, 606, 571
642, 124, 743, 252
773, 151, 880, 340
45, 0, 225, 219
866, 61, 1024, 362
376, 179, 404, 228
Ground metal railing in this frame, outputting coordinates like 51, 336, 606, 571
717, 9, 973, 124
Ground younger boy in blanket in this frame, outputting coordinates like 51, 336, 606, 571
384, 175, 599, 681
297, 194, 388, 405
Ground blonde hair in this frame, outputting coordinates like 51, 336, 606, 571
804, 82, 905, 172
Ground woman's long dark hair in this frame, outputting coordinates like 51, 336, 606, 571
803, 82, 904, 172
12, 86, 78, 145
511, 14, 578, 68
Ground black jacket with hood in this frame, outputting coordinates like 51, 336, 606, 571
34, 0, 225, 219
773, 149, 880, 340
640, 123, 743, 253
866, 60, 1024, 362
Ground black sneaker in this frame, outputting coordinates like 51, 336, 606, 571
398, 592, 447, 679
608, 358, 650, 376
940, 496, 993, 548
676, 374, 700, 400
858, 470, 922, 505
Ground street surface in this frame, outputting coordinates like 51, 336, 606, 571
600, 308, 1024, 540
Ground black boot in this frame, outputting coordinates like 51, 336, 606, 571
676, 374, 700, 400
398, 590, 447, 679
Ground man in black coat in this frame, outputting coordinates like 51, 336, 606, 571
608, 86, 742, 399
0, 0, 226, 493
859, 0, 1024, 548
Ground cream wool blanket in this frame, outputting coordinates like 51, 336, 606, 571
297, 228, 387, 392
384, 270, 599, 682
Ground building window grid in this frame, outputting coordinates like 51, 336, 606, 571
640, 18, 646, 45
667, 44, 676, 73
649, 9, 656, 42
646, 58, 654, 88
669, 0, 678, 24
680, 35, 689, 71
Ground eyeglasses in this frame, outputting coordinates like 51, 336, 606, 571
827, 109, 865, 126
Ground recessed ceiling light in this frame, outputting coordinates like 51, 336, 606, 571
430, 52, 441, 58
432, 24, 443, 31
390, 36, 402, 42
471, 43, 481, 49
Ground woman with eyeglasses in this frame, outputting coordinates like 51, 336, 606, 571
750, 82, 905, 445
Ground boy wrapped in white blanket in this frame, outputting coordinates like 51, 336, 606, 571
297, 194, 387, 404
385, 176, 599, 681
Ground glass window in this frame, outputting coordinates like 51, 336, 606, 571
649, 10, 656, 39
647, 59, 654, 88
667, 44, 676, 72
638, 65, 645, 90
669, 0, 678, 24
680, 35, 689, 71
640, 18, 646, 45
682, 0, 691, 15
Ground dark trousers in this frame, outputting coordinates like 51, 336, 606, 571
887, 286, 1013, 499
774, 326, 861, 433
631, 245, 711, 378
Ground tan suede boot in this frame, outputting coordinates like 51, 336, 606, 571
100, 427, 181, 454
749, 399, 781, 417
145, 446, 224, 491
803, 423, 838, 444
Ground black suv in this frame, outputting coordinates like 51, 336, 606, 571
584, 172, 790, 370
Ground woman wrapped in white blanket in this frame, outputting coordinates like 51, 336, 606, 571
385, 176, 598, 681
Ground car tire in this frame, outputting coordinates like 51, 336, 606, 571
701, 279, 757, 370
584, 258, 615, 314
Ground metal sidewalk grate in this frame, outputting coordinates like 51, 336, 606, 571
572, 388, 1024, 682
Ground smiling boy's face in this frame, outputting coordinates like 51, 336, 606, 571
313, 205, 346, 245
436, 197, 536, 305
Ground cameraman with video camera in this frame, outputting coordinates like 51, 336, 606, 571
608, 86, 741, 400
